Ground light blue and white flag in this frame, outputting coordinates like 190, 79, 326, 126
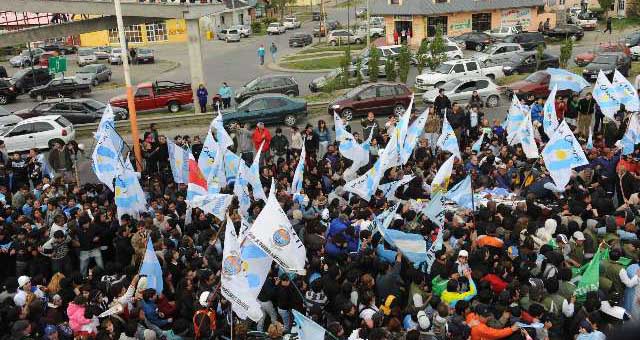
424, 225, 444, 274
211, 112, 234, 150
378, 220, 427, 268
343, 152, 384, 200
543, 85, 560, 137
472, 131, 485, 153
436, 114, 460, 159
593, 70, 621, 120
114, 168, 146, 220
291, 144, 305, 202
92, 134, 122, 191
369, 203, 398, 235
520, 110, 540, 159
191, 193, 233, 221
445, 175, 474, 210
246, 141, 267, 202
36, 154, 55, 179
240, 238, 272, 297
378, 175, 414, 202
292, 310, 327, 340
431, 154, 455, 193
423, 192, 447, 226
546, 68, 590, 92
224, 150, 241, 185
199, 131, 227, 194
334, 112, 369, 168
542, 121, 589, 190
586, 129, 594, 150
234, 162, 252, 217
139, 238, 163, 293
616, 113, 640, 155
612, 69, 639, 112
506, 95, 528, 144
401, 108, 429, 163
95, 105, 124, 153
167, 140, 189, 184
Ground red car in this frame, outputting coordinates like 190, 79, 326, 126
328, 82, 413, 120
505, 71, 574, 99
38, 51, 59, 67
574, 42, 631, 66
110, 81, 193, 113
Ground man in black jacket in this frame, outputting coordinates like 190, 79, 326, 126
578, 92, 596, 137
433, 88, 451, 117
75, 215, 104, 276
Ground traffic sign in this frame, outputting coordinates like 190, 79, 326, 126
48, 56, 67, 74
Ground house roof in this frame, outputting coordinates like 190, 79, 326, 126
370, 0, 545, 16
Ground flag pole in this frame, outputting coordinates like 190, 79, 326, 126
113, 0, 143, 172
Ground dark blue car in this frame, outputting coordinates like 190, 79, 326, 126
223, 94, 307, 127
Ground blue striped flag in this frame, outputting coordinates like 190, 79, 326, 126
436, 114, 460, 159
292, 310, 327, 340
612, 69, 639, 112
593, 70, 621, 120
445, 175, 474, 210
92, 135, 122, 191
616, 113, 640, 155
543, 85, 559, 137
291, 143, 305, 202
167, 140, 189, 184
139, 238, 163, 293
546, 68, 590, 92
401, 108, 429, 163
542, 121, 588, 190
378, 222, 428, 268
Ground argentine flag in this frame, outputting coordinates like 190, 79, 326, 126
542, 121, 588, 190
445, 175, 474, 210
593, 70, 621, 120
436, 114, 460, 159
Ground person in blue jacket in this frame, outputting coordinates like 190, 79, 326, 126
141, 289, 172, 328
196, 84, 208, 113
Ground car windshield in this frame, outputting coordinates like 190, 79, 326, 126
78, 65, 100, 73
441, 78, 463, 91
435, 63, 453, 73
578, 12, 594, 19
82, 99, 106, 111
0, 106, 11, 116
525, 72, 548, 83
138, 48, 151, 54
19, 50, 31, 56
592, 55, 617, 64
502, 35, 515, 43
244, 78, 259, 89
345, 85, 367, 98
112, 48, 122, 54
483, 45, 500, 54
228, 30, 239, 34
79, 48, 94, 56
269, 23, 279, 27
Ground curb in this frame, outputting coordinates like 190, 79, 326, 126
267, 62, 332, 73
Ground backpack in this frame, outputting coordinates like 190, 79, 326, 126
193, 308, 216, 339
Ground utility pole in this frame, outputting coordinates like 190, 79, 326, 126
347, 0, 350, 55
321, 0, 326, 43
113, 0, 143, 172
366, 0, 370, 46
231, 0, 237, 25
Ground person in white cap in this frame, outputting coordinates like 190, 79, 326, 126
193, 291, 216, 339
568, 231, 586, 266
14, 275, 44, 307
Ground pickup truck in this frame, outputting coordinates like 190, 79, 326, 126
414, 59, 504, 91
110, 81, 193, 113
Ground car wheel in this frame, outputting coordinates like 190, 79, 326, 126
475, 44, 484, 52
570, 35, 577, 42
342, 109, 354, 121
48, 138, 64, 149
286, 91, 296, 97
168, 101, 180, 113
486, 95, 500, 108
435, 81, 445, 89
0, 95, 7, 105
454, 55, 462, 59
92, 79, 99, 86
71, 91, 81, 99
284, 114, 297, 126
393, 104, 405, 115
330, 40, 337, 46
355, 38, 362, 44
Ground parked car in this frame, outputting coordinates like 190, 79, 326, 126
267, 22, 286, 35
502, 32, 546, 51
77, 48, 97, 66
93, 46, 112, 60
218, 28, 241, 42
15, 98, 127, 124
11, 67, 53, 94
505, 70, 573, 99
574, 42, 630, 66
0, 78, 19, 105
414, 59, 504, 91
471, 43, 524, 65
0, 115, 75, 153
356, 57, 391, 78
572, 11, 597, 30
110, 81, 193, 113
412, 43, 464, 65
42, 43, 76, 55
625, 31, 640, 48
289, 33, 313, 47
309, 68, 345, 92
38, 51, 59, 67
329, 82, 412, 120
328, 29, 365, 46
360, 45, 402, 59
10, 48, 45, 67
232, 24, 252, 38
453, 32, 494, 51
312, 11, 325, 21
135, 48, 155, 64
224, 94, 306, 127
502, 51, 559, 76
283, 17, 302, 29
484, 26, 520, 39
29, 78, 91, 101
356, 25, 384, 38
109, 48, 123, 65
422, 76, 502, 107
356, 8, 367, 18
582, 52, 632, 81
313, 20, 340, 37
0, 106, 22, 128
0, 66, 7, 78
235, 75, 299, 104
631, 45, 640, 61
75, 64, 112, 86
544, 24, 584, 41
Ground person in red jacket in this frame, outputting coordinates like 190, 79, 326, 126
252, 122, 272, 160
555, 95, 567, 122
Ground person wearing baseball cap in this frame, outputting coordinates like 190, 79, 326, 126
14, 276, 44, 307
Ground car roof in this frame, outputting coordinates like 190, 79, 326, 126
258, 74, 292, 80
41, 98, 92, 104
493, 43, 521, 47
249, 94, 291, 100
21, 115, 62, 123
452, 75, 495, 82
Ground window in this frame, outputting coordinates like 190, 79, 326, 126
476, 80, 489, 90
266, 98, 287, 108
435, 0, 447, 2
52, 103, 71, 112
619, 0, 625, 10
34, 103, 54, 113
456, 81, 476, 93
394, 85, 407, 95
272, 78, 288, 87
9, 124, 32, 137
378, 86, 395, 97
146, 21, 168, 42
359, 87, 377, 99
466, 62, 478, 71
32, 122, 54, 133
452, 64, 465, 73
390, 0, 400, 4
427, 16, 448, 37
108, 25, 143, 44
472, 13, 491, 32
247, 99, 267, 111
135, 87, 152, 97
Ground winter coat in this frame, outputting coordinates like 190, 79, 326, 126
67, 302, 91, 333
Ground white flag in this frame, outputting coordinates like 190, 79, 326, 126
431, 154, 455, 193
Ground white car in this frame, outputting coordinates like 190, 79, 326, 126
283, 17, 301, 30
356, 25, 384, 38
0, 115, 75, 153
422, 75, 502, 107
631, 46, 640, 60
232, 24, 252, 38
484, 26, 520, 39
415, 59, 504, 90
109, 48, 123, 65
267, 22, 286, 35
77, 48, 97, 66
413, 43, 464, 64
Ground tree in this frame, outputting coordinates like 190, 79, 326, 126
385, 58, 397, 81
535, 43, 545, 71
355, 57, 363, 86
416, 38, 429, 74
398, 44, 411, 83
560, 38, 574, 68
341, 49, 351, 88
368, 46, 380, 82
426, 28, 447, 71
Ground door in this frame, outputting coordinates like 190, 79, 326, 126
134, 87, 155, 110
450, 63, 466, 76
465, 61, 480, 76
66, 103, 94, 124
61, 79, 76, 97
452, 81, 477, 102
30, 121, 56, 149
4, 123, 33, 152
377, 85, 398, 114
263, 97, 288, 122
271, 77, 290, 95
475, 80, 491, 101
352, 86, 380, 115
244, 98, 268, 124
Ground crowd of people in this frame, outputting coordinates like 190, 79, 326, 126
1, 85, 640, 340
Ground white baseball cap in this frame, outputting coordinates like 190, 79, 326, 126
458, 250, 469, 257
573, 231, 586, 241
199, 291, 210, 307
18, 276, 30, 288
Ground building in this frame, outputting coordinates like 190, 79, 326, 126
370, 0, 555, 47
78, 0, 253, 47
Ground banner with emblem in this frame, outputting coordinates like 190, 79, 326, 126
246, 180, 307, 274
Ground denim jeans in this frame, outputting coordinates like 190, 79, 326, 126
257, 300, 278, 332
277, 307, 291, 332
79, 248, 104, 276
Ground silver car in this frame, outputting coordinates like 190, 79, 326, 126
77, 48, 97, 66
231, 24, 252, 38
327, 29, 365, 46
471, 43, 524, 65
218, 28, 241, 42
75, 64, 112, 86
9, 48, 45, 67
422, 76, 502, 108
109, 48, 123, 65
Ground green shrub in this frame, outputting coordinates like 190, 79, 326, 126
251, 21, 262, 34
385, 58, 396, 81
